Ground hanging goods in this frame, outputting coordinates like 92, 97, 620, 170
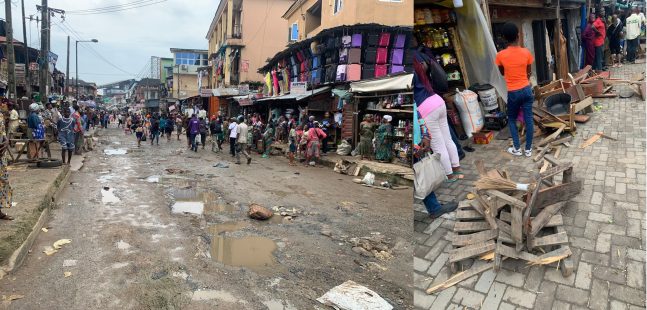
336, 65, 348, 81
351, 33, 363, 47
454, 89, 484, 137
342, 35, 352, 47
391, 49, 404, 65
376, 48, 388, 65
346, 64, 361, 81
375, 65, 388, 78
379, 33, 391, 47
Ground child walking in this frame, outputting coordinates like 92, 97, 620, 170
495, 22, 535, 157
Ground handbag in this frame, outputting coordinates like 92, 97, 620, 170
413, 153, 447, 200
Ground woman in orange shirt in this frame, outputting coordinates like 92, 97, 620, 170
495, 23, 535, 157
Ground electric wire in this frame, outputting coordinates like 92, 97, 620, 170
65, 0, 168, 15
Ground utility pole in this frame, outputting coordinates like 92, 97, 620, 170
39, 0, 49, 104
5, 0, 17, 99
21, 0, 31, 97
65, 36, 70, 97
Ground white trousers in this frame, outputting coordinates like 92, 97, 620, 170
423, 104, 460, 175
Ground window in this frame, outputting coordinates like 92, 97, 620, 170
175, 53, 208, 66
333, 0, 342, 14
289, 23, 299, 41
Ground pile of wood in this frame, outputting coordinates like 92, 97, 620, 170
427, 158, 581, 295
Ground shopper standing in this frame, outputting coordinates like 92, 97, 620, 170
235, 116, 252, 165
592, 11, 607, 70
188, 114, 200, 152
608, 14, 624, 67
495, 22, 535, 157
626, 7, 645, 63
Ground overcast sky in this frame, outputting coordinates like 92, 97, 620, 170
1, 0, 218, 85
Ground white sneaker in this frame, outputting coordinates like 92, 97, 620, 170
507, 147, 522, 156
524, 149, 532, 157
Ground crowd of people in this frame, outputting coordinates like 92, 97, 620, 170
120, 109, 341, 167
582, 7, 646, 71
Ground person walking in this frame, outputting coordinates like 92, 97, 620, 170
165, 115, 174, 141
150, 115, 160, 145
135, 120, 144, 147
235, 116, 252, 165
608, 14, 624, 67
305, 122, 326, 167
262, 123, 275, 159
210, 116, 224, 152
199, 117, 208, 150
7, 103, 19, 139
57, 108, 75, 165
495, 22, 535, 158
175, 114, 183, 141
228, 117, 238, 157
625, 7, 645, 63
188, 114, 200, 152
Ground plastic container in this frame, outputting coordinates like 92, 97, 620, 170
471, 84, 498, 112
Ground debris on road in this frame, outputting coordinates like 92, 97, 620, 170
435, 159, 581, 294
165, 168, 187, 174
64, 272, 72, 278
62, 259, 77, 267
271, 206, 301, 217
41, 228, 48, 233
579, 131, 617, 149
53, 239, 72, 250
213, 162, 230, 168
248, 204, 274, 220
317, 280, 393, 310
43, 246, 57, 256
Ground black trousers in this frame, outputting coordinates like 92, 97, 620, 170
229, 137, 236, 156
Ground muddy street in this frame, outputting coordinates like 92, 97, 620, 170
0, 127, 413, 309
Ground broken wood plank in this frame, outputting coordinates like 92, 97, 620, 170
501, 212, 563, 227
496, 242, 539, 261
529, 232, 569, 248
449, 240, 496, 263
533, 145, 552, 162
496, 219, 512, 236
472, 196, 498, 230
543, 154, 562, 166
527, 246, 572, 266
534, 107, 569, 126
456, 208, 484, 220
539, 163, 574, 180
486, 190, 527, 209
573, 96, 594, 113
498, 230, 513, 244
452, 230, 498, 247
454, 221, 491, 233
533, 181, 583, 209
554, 145, 562, 159
511, 204, 524, 252
592, 93, 618, 98
427, 262, 494, 294
537, 124, 566, 147
530, 202, 568, 235
548, 136, 573, 146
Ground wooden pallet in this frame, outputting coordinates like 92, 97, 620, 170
449, 200, 497, 273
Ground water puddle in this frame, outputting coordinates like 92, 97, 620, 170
171, 201, 204, 215
146, 175, 160, 183
208, 222, 250, 234
101, 188, 121, 204
104, 148, 128, 155
97, 175, 115, 183
204, 202, 237, 213
210, 236, 277, 270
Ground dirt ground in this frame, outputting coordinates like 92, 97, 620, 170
0, 127, 413, 309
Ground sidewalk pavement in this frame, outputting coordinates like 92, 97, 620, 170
0, 129, 92, 276
414, 63, 646, 309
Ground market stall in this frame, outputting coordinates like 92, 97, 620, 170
349, 74, 414, 166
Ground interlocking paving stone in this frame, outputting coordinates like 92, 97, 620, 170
414, 64, 646, 309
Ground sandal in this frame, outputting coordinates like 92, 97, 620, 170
0, 212, 14, 221
445, 178, 459, 183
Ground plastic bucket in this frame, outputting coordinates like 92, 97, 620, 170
476, 85, 498, 112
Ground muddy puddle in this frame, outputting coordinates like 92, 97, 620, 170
171, 201, 204, 215
101, 188, 121, 204
208, 222, 249, 234
104, 148, 128, 155
210, 236, 277, 270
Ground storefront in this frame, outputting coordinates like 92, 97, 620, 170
349, 74, 414, 166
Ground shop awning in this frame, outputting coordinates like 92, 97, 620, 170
212, 88, 240, 97
349, 74, 413, 93
255, 86, 331, 103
